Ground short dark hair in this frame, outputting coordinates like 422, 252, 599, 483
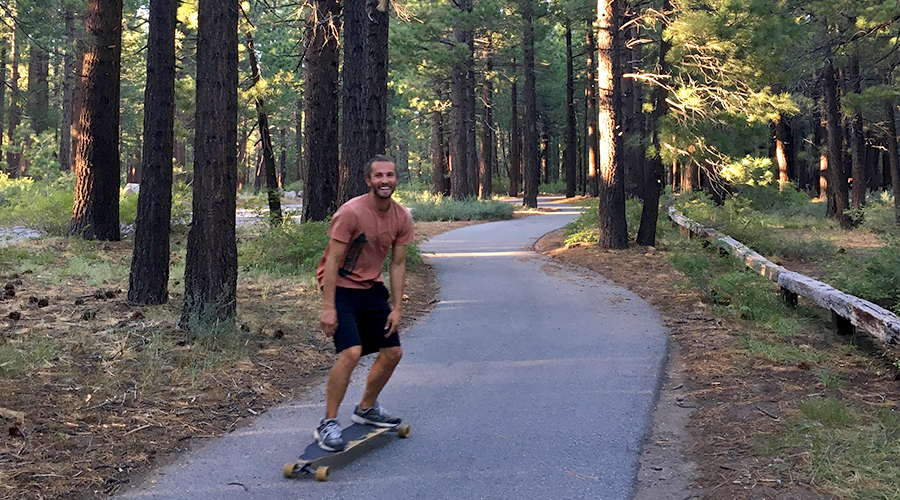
364, 154, 395, 178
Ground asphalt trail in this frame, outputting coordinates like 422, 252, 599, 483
118, 200, 668, 500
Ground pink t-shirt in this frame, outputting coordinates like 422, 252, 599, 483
317, 194, 415, 289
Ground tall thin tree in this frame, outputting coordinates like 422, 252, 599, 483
564, 18, 577, 198
128, 0, 178, 305
181, 0, 239, 329
302, 0, 340, 221
246, 31, 282, 223
70, 0, 123, 241
596, 0, 628, 249
522, 0, 539, 208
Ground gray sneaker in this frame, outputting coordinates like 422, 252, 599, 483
351, 402, 401, 428
314, 418, 345, 452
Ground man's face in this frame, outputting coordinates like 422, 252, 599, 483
366, 161, 398, 199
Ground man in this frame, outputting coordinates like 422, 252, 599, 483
314, 155, 414, 451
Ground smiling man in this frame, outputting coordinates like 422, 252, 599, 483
313, 155, 415, 451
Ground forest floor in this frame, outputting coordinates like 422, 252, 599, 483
1, 210, 898, 499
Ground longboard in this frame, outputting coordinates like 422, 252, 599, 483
283, 422, 411, 481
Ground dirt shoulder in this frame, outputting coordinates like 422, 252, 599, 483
536, 228, 899, 500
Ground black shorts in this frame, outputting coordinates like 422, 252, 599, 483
333, 283, 401, 356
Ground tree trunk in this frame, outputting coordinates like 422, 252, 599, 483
449, 0, 471, 200
585, 24, 599, 197
0, 45, 6, 157
522, 0, 539, 208
621, 13, 643, 197
886, 101, 900, 225
295, 98, 304, 186
60, 11, 77, 172
303, 0, 340, 221
466, 35, 478, 198
181, 0, 239, 330
564, 19, 577, 198
340, 0, 389, 203
816, 109, 827, 200
279, 128, 287, 187
849, 49, 865, 209
431, 109, 446, 195
597, 0, 628, 249
70, 0, 122, 241
479, 40, 494, 200
822, 59, 851, 228
774, 114, 791, 189
128, 0, 177, 305
7, 28, 21, 177
509, 61, 520, 197
246, 32, 282, 224
637, 0, 672, 247
26, 46, 51, 135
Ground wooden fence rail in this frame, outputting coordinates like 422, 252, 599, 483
667, 206, 900, 346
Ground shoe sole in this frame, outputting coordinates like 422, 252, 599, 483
313, 429, 344, 452
350, 412, 401, 428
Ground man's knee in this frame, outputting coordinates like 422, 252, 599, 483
381, 346, 403, 365
337, 345, 363, 366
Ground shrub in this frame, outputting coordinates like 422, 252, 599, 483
396, 190, 514, 221
239, 220, 330, 275
831, 237, 900, 314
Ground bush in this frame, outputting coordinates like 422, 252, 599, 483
0, 173, 75, 235
239, 220, 331, 275
396, 190, 514, 221
831, 237, 900, 314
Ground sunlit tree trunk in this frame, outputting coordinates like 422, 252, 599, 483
70, 0, 122, 241
585, 24, 599, 197
597, 0, 627, 249
431, 109, 446, 195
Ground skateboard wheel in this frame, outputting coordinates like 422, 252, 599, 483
283, 463, 298, 479
397, 424, 411, 439
315, 466, 331, 482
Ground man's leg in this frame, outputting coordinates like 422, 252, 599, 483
359, 346, 402, 410
325, 345, 362, 419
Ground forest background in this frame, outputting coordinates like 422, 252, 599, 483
1, 0, 900, 499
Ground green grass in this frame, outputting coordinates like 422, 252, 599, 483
395, 189, 515, 221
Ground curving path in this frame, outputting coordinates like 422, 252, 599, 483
118, 198, 668, 499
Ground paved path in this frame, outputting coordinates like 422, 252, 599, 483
118, 199, 668, 499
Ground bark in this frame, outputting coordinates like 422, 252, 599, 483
0, 45, 6, 156
597, 0, 628, 249
822, 60, 851, 228
774, 114, 790, 189
466, 36, 478, 198
7, 29, 21, 177
295, 98, 304, 185
128, 0, 177, 305
508, 60, 520, 197
431, 109, 446, 195
621, 14, 642, 197
303, 0, 340, 221
479, 41, 494, 200
246, 32, 282, 224
181, 0, 239, 329
848, 49, 865, 209
340, 0, 389, 203
60, 11, 77, 172
26, 46, 50, 135
70, 0, 122, 241
637, 0, 672, 247
816, 109, 827, 200
585, 25, 599, 197
564, 19, 577, 198
522, 0, 539, 208
886, 101, 900, 224
449, 0, 472, 200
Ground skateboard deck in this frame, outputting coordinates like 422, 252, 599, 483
283, 422, 411, 481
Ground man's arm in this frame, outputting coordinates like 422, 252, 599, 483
384, 243, 407, 337
320, 238, 350, 337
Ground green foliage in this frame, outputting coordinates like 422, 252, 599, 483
238, 220, 331, 276
831, 237, 900, 314
396, 190, 515, 222
799, 398, 854, 427
0, 173, 75, 235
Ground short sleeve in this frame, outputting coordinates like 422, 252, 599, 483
394, 207, 415, 246
328, 205, 359, 244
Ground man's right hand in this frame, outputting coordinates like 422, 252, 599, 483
320, 308, 338, 337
